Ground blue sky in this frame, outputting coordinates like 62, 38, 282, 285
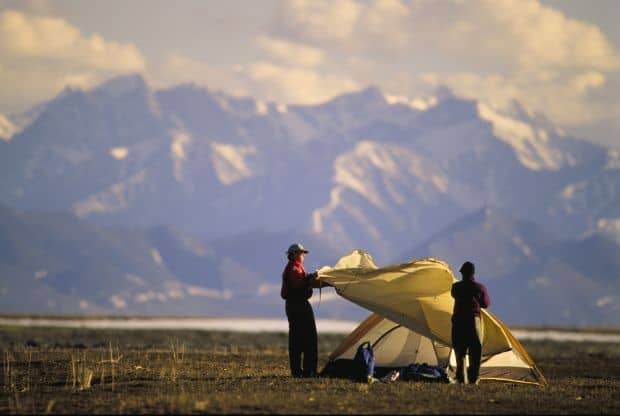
1, 0, 619, 147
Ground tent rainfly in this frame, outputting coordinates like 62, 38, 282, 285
318, 250, 546, 385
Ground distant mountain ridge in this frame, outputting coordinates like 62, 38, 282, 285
400, 207, 619, 326
0, 74, 619, 325
0, 203, 358, 318
1, 203, 617, 325
2, 73, 615, 249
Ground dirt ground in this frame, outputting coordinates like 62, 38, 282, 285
1, 326, 619, 414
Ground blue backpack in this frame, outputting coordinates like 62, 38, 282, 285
354, 342, 375, 381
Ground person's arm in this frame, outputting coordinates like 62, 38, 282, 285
478, 284, 490, 309
309, 272, 332, 288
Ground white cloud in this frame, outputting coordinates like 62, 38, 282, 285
571, 71, 606, 94
0, 10, 144, 70
356, 0, 410, 51
153, 52, 358, 106
266, 0, 620, 141
245, 61, 359, 105
273, 0, 362, 43
407, 69, 613, 127
151, 52, 250, 97
311, 0, 620, 73
150, 5, 357, 107
0, 9, 145, 112
255, 35, 324, 68
401, 0, 620, 72
2, 2, 620, 146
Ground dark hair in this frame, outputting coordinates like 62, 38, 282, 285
459, 261, 475, 278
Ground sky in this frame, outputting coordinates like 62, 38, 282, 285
0, 0, 619, 147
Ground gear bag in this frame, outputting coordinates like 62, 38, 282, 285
353, 341, 375, 381
401, 363, 449, 383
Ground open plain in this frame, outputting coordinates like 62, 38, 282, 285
1, 325, 619, 414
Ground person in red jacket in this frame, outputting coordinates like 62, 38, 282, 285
451, 261, 491, 384
281, 243, 329, 377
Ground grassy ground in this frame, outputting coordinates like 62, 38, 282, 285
1, 326, 619, 414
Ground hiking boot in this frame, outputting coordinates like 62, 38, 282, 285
367, 375, 378, 385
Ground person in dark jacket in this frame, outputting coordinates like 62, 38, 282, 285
281, 243, 329, 377
451, 261, 491, 384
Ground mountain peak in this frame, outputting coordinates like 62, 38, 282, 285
357, 85, 384, 99
322, 85, 386, 108
93, 73, 149, 98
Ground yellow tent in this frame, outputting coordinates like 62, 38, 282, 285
318, 250, 546, 385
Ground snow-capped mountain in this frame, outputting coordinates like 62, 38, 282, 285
0, 74, 618, 324
311, 140, 464, 261
309, 94, 609, 258
1, 74, 610, 249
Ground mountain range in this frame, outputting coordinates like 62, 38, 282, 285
0, 74, 618, 325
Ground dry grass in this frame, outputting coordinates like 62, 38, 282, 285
0, 326, 619, 414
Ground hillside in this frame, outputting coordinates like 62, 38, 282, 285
0, 203, 358, 318
0, 74, 619, 324
401, 208, 620, 326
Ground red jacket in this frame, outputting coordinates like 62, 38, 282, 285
281, 259, 313, 301
451, 278, 490, 324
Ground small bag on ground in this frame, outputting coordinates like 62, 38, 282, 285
401, 363, 449, 383
353, 341, 375, 381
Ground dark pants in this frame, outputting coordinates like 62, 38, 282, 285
452, 316, 482, 384
285, 299, 318, 377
